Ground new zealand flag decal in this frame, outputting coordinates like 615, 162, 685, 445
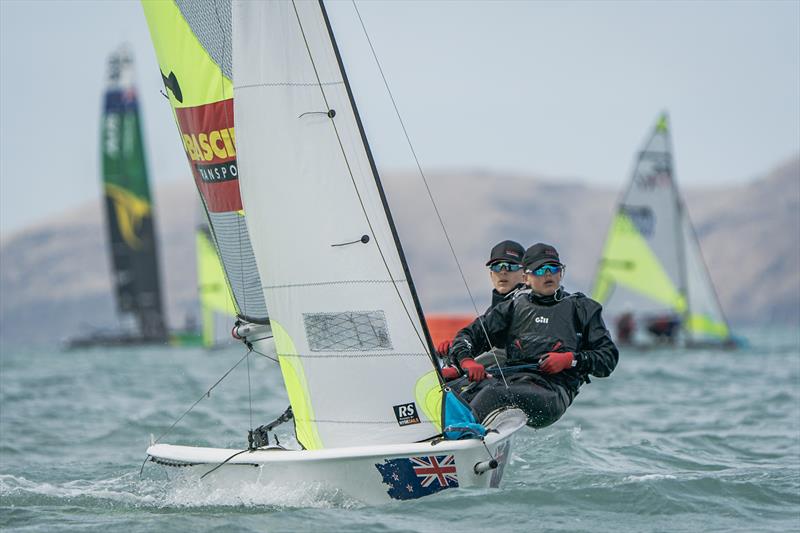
375, 455, 459, 500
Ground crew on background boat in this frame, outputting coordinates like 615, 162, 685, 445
448, 243, 619, 427
438, 240, 526, 379
615, 311, 636, 345
645, 314, 681, 343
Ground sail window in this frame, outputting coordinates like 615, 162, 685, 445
304, 311, 392, 351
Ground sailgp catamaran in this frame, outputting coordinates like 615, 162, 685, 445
140, 0, 526, 503
67, 46, 168, 349
591, 113, 734, 348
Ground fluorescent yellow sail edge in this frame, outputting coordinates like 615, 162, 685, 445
415, 371, 443, 432
593, 212, 687, 313
271, 321, 323, 450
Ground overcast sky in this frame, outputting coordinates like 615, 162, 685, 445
1, 0, 798, 236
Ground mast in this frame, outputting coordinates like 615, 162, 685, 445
317, 0, 437, 359
665, 113, 692, 339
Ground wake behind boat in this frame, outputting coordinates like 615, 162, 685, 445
140, 0, 527, 502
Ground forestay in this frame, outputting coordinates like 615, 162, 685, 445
592, 113, 730, 343
232, 0, 444, 449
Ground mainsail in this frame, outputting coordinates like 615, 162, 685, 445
232, 0, 444, 449
592, 113, 731, 344
141, 0, 268, 325
101, 46, 167, 341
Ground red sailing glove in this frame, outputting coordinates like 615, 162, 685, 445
441, 366, 460, 380
460, 358, 487, 382
538, 352, 574, 374
436, 339, 452, 357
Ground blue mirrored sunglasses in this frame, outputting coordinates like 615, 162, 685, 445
488, 262, 523, 273
526, 264, 563, 276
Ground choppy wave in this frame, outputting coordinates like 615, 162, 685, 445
1, 330, 798, 531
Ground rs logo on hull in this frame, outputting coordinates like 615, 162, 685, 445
393, 402, 421, 426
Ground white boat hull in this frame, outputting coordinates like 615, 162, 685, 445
146, 409, 527, 503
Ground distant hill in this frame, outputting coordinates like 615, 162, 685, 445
1, 158, 797, 345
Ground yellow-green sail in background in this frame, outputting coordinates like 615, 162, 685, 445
196, 227, 235, 346
591, 112, 731, 345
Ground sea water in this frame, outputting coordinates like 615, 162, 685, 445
1, 328, 798, 532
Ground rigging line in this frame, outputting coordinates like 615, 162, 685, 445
252, 350, 279, 363
290, 0, 432, 360
351, 1, 508, 387
200, 448, 251, 480
153, 350, 251, 444
246, 350, 254, 431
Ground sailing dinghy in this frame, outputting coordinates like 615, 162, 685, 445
591, 113, 735, 349
141, 0, 526, 503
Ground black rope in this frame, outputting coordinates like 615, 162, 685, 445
200, 448, 252, 480
152, 350, 252, 444
246, 350, 254, 432
350, 1, 505, 386
290, 0, 432, 362
251, 348, 279, 363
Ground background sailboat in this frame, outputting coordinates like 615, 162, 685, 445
167, 223, 235, 347
592, 112, 734, 348
67, 46, 167, 349
195, 224, 236, 347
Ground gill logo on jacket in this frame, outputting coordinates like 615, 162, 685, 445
535, 316, 549, 324
105, 183, 150, 250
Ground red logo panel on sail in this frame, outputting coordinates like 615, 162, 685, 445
174, 99, 241, 213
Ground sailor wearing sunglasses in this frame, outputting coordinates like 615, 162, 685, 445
437, 240, 526, 378
450, 243, 619, 428
485, 240, 527, 309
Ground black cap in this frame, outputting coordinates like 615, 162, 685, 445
486, 240, 525, 266
522, 243, 562, 270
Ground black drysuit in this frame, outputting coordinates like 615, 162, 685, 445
450, 287, 618, 427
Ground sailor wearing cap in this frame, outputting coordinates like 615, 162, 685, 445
437, 240, 526, 377
449, 243, 619, 428
484, 240, 526, 311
